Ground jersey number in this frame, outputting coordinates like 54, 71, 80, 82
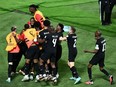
29, 31, 35, 37
73, 39, 77, 48
102, 43, 106, 52
52, 39, 57, 47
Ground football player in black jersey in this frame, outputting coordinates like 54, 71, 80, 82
55, 23, 64, 78
84, 30, 113, 85
60, 26, 81, 84
38, 26, 61, 84
36, 20, 51, 81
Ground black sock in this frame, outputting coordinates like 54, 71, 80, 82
55, 63, 58, 74
52, 68, 57, 77
34, 63, 39, 75
24, 63, 30, 75
8, 65, 13, 78
70, 66, 79, 78
8, 65, 13, 77
12, 53, 22, 72
88, 68, 92, 81
48, 63, 52, 74
12, 61, 19, 73
12, 62, 16, 72
100, 69, 109, 77
39, 65, 45, 74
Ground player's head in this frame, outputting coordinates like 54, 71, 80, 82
34, 21, 42, 30
95, 30, 102, 40
11, 26, 17, 32
43, 20, 51, 27
56, 23, 64, 32
29, 4, 39, 14
48, 25, 55, 33
69, 26, 76, 34
30, 17, 35, 27
24, 24, 29, 30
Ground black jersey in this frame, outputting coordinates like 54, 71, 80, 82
39, 29, 49, 39
57, 32, 63, 45
39, 29, 49, 49
67, 34, 77, 51
95, 37, 106, 54
45, 33, 59, 49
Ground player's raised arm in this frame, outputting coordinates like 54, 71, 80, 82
84, 49, 98, 54
59, 36, 67, 41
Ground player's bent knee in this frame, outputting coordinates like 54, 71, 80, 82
39, 58, 44, 63
88, 64, 93, 68
68, 62, 74, 68
99, 67, 104, 71
33, 59, 38, 63
25, 59, 30, 64
70, 64, 74, 68
51, 63, 55, 68
67, 62, 70, 67
47, 59, 50, 64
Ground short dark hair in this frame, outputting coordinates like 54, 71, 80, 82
43, 20, 51, 27
24, 24, 29, 29
95, 30, 102, 37
30, 17, 35, 20
58, 23, 64, 32
29, 4, 39, 9
11, 26, 16, 31
71, 26, 76, 33
34, 21, 42, 30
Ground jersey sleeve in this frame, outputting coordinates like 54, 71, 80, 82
95, 41, 99, 50
66, 35, 71, 41
95, 44, 99, 50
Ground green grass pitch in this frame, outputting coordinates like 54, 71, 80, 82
0, 0, 116, 87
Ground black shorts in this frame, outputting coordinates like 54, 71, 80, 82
68, 49, 77, 62
89, 53, 105, 67
18, 41, 28, 56
26, 45, 40, 59
8, 52, 19, 62
41, 48, 56, 62
38, 49, 44, 59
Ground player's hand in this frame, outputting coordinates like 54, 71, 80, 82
84, 50, 88, 53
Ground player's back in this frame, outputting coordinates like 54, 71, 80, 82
39, 29, 49, 39
45, 33, 59, 49
39, 29, 49, 48
67, 34, 77, 51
